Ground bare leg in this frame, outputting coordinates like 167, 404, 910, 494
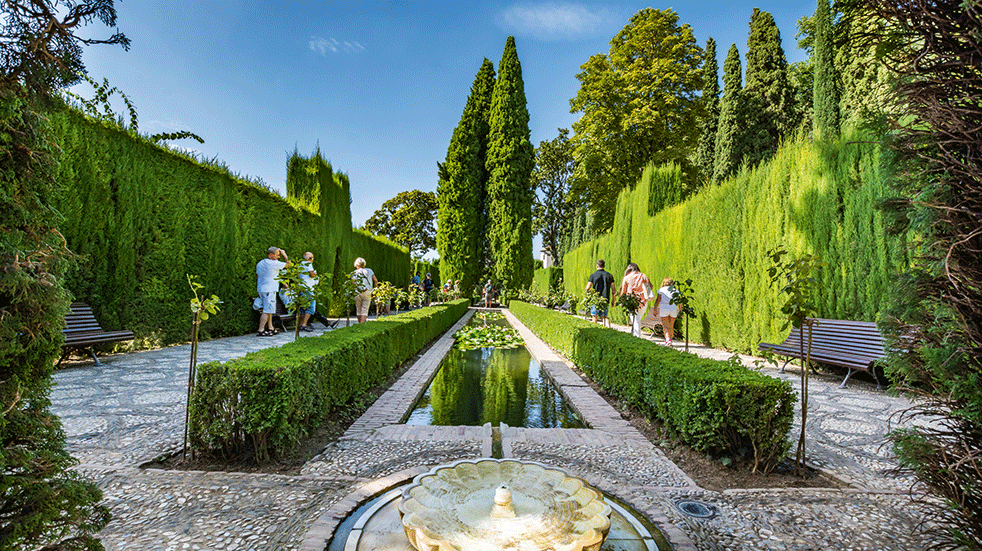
300, 313, 311, 327
661, 316, 675, 341
258, 313, 269, 333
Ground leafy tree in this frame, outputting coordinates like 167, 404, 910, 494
712, 44, 746, 182
1, 1, 127, 549
694, 37, 720, 184
569, 8, 702, 232
743, 8, 799, 167
812, 0, 841, 138
436, 59, 495, 291
363, 190, 438, 257
531, 128, 574, 267
486, 36, 535, 288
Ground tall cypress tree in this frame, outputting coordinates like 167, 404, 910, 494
695, 37, 721, 183
1, 3, 125, 549
743, 8, 798, 167
813, 0, 841, 138
486, 36, 535, 288
713, 44, 745, 182
436, 59, 495, 292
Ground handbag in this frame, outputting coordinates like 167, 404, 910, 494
643, 281, 656, 301
252, 296, 263, 311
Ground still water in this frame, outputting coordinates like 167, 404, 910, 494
404, 320, 584, 428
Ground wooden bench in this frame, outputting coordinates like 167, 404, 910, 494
269, 293, 296, 333
59, 302, 134, 367
639, 306, 663, 332
758, 317, 886, 389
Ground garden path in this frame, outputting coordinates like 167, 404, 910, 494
50, 309, 931, 551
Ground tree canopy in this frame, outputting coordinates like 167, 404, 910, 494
569, 7, 702, 233
363, 190, 438, 257
531, 128, 575, 267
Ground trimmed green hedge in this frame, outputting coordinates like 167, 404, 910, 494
511, 301, 794, 471
563, 129, 910, 351
189, 299, 469, 459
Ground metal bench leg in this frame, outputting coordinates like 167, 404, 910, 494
56, 350, 68, 368
839, 367, 854, 389
87, 347, 102, 366
778, 358, 792, 373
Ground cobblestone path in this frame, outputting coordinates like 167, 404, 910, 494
51, 311, 932, 551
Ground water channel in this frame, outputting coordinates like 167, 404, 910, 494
403, 316, 584, 428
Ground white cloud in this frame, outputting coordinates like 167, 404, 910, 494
309, 36, 365, 56
498, 2, 614, 40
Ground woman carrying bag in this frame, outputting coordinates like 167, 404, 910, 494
617, 262, 654, 337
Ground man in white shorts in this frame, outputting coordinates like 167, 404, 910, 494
256, 247, 288, 336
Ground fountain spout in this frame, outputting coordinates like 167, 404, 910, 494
491, 484, 516, 518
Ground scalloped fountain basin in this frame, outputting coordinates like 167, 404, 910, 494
398, 459, 612, 551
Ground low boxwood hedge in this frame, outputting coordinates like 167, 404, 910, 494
510, 301, 795, 472
188, 299, 470, 459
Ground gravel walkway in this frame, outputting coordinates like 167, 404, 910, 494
50, 310, 933, 550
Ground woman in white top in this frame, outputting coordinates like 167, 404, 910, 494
352, 257, 379, 323
656, 277, 679, 345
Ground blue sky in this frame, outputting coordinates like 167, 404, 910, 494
75, 1, 816, 258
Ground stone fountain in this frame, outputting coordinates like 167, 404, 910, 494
398, 458, 612, 551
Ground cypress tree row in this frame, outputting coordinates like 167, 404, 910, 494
813, 0, 841, 139
486, 36, 535, 288
695, 37, 721, 183
743, 8, 798, 167
713, 44, 746, 182
436, 59, 495, 292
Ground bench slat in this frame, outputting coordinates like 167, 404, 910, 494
59, 302, 133, 365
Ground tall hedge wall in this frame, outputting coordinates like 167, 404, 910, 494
50, 109, 410, 344
564, 129, 910, 352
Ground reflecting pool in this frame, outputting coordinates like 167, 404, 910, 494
404, 319, 584, 428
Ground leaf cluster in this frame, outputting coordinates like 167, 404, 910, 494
453, 324, 524, 351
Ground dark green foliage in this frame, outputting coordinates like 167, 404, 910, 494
564, 128, 909, 352
363, 190, 438, 257
1, 3, 127, 548
189, 300, 469, 459
50, 112, 408, 344
486, 36, 535, 288
511, 302, 794, 472
743, 8, 799, 168
531, 128, 575, 267
869, 1, 982, 548
694, 37, 720, 184
349, 229, 411, 291
712, 44, 746, 183
812, 0, 841, 139
0, 88, 111, 551
437, 59, 495, 292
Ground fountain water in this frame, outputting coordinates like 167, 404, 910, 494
398, 459, 612, 551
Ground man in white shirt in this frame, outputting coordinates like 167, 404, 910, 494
256, 246, 288, 336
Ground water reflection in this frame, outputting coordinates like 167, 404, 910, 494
406, 342, 583, 428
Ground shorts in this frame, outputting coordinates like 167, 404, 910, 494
259, 291, 277, 314
590, 306, 608, 317
659, 305, 679, 318
300, 291, 316, 315
355, 290, 372, 317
